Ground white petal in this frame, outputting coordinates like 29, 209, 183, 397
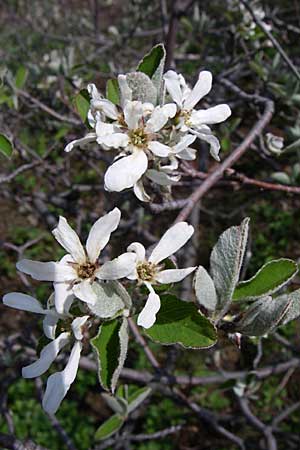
118, 74, 132, 107
193, 130, 221, 161
148, 141, 171, 157
176, 147, 197, 160
145, 103, 176, 133
127, 242, 145, 262
124, 101, 143, 130
71, 316, 89, 340
191, 104, 231, 125
96, 253, 136, 280
161, 156, 179, 172
52, 217, 86, 264
3, 292, 47, 314
64, 133, 97, 153
146, 169, 176, 186
42, 341, 82, 415
95, 121, 116, 138
86, 208, 121, 263
22, 332, 70, 378
54, 280, 74, 315
184, 71, 212, 110
93, 99, 118, 120
133, 179, 150, 202
155, 267, 196, 284
149, 222, 194, 264
163, 71, 183, 107
87, 83, 102, 101
43, 313, 59, 340
97, 132, 129, 148
137, 285, 160, 329
104, 150, 148, 192
172, 135, 196, 154
72, 279, 97, 305
16, 259, 76, 282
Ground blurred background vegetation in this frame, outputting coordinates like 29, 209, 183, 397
1, 1, 300, 449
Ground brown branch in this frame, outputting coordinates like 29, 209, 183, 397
0, 433, 49, 450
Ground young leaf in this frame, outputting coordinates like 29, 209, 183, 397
91, 317, 129, 393
102, 393, 128, 416
15, 66, 28, 89
0, 134, 13, 158
88, 280, 132, 319
145, 294, 217, 349
235, 295, 292, 336
74, 89, 90, 122
193, 266, 217, 312
137, 44, 166, 78
106, 79, 120, 105
233, 259, 298, 301
210, 218, 250, 318
95, 414, 124, 440
127, 386, 151, 414
276, 288, 300, 326
126, 72, 157, 105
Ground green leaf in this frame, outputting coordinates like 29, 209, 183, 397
137, 44, 166, 78
91, 317, 129, 392
145, 295, 217, 349
0, 134, 13, 158
88, 281, 131, 319
276, 288, 300, 326
106, 79, 120, 105
102, 393, 128, 416
126, 72, 157, 104
15, 66, 28, 89
193, 266, 217, 312
210, 218, 250, 319
95, 414, 124, 440
127, 386, 151, 414
74, 89, 90, 122
233, 259, 298, 301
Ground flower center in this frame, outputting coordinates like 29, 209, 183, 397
181, 109, 192, 126
136, 261, 157, 282
129, 128, 148, 148
77, 262, 98, 279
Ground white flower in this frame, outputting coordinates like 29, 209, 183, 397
163, 70, 231, 160
127, 222, 196, 328
3, 292, 88, 414
97, 100, 177, 192
16, 208, 136, 314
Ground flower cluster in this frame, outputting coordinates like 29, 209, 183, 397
65, 69, 231, 201
3, 209, 195, 413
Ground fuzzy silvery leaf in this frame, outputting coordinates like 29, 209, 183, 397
235, 295, 291, 336
91, 317, 129, 393
137, 44, 166, 105
127, 386, 151, 414
102, 393, 128, 416
193, 266, 218, 312
210, 218, 249, 319
88, 281, 132, 319
276, 288, 300, 326
126, 72, 157, 105
145, 294, 217, 349
233, 259, 298, 301
95, 414, 124, 440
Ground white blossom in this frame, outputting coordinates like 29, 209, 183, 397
16, 208, 136, 314
163, 70, 231, 160
127, 222, 196, 328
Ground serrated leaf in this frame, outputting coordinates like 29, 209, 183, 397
145, 295, 217, 349
0, 134, 13, 158
235, 295, 292, 336
193, 266, 217, 312
106, 79, 120, 105
15, 66, 28, 89
127, 387, 151, 414
95, 414, 124, 440
126, 72, 157, 104
233, 259, 298, 301
102, 393, 128, 416
210, 218, 250, 318
74, 89, 90, 122
88, 281, 131, 319
91, 317, 129, 392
